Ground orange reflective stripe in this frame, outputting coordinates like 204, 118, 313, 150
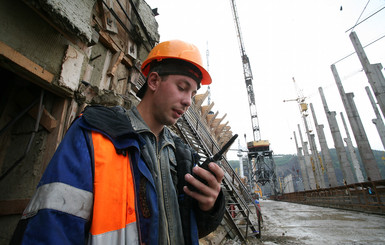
90, 132, 136, 235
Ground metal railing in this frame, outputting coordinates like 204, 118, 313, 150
170, 102, 261, 241
272, 179, 385, 215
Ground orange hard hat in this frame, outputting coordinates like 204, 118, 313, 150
141, 40, 212, 85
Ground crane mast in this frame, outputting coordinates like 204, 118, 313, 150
229, 0, 279, 197
229, 0, 260, 142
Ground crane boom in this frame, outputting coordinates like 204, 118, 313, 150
229, 0, 261, 142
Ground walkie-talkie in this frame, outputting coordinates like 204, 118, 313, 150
190, 134, 238, 192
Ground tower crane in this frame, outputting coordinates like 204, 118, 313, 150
283, 77, 325, 189
229, 0, 260, 144
229, 0, 279, 196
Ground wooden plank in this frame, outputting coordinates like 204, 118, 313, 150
28, 105, 58, 133
0, 41, 54, 83
0, 199, 30, 216
207, 111, 218, 127
107, 51, 124, 77
98, 0, 118, 34
99, 50, 112, 90
40, 97, 68, 175
16, 90, 58, 132
110, 63, 128, 94
98, 30, 133, 67
64, 99, 79, 132
201, 102, 214, 120
194, 91, 208, 108
215, 124, 226, 137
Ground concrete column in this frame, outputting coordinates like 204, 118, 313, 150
346, 92, 381, 181
310, 103, 338, 187
310, 133, 325, 188
283, 174, 295, 193
350, 31, 385, 118
303, 111, 325, 188
302, 114, 323, 188
294, 131, 309, 190
331, 64, 381, 181
298, 124, 316, 189
340, 112, 365, 183
319, 87, 355, 184
365, 86, 385, 149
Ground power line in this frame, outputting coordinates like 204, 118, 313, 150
346, 5, 385, 33
333, 33, 385, 65
351, 0, 371, 33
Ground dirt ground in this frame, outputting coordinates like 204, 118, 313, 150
220, 199, 385, 245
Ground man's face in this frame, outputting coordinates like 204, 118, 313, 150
152, 73, 198, 126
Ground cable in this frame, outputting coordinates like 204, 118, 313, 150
346, 6, 385, 33
333, 33, 385, 65
351, 0, 371, 32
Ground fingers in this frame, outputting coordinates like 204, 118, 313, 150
190, 163, 223, 191
207, 162, 224, 183
184, 162, 224, 211
183, 185, 217, 211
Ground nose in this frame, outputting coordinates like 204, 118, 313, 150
181, 94, 192, 108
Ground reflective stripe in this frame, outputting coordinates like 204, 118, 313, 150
22, 182, 93, 220
88, 222, 139, 245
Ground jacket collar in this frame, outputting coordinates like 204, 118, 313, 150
128, 106, 176, 148
80, 105, 143, 149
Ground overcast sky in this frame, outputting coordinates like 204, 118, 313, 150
144, 0, 385, 160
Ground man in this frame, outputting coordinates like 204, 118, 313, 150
11, 40, 225, 244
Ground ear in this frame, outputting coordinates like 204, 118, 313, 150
147, 72, 160, 92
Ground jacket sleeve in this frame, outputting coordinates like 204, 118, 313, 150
10, 119, 94, 245
195, 190, 225, 238
173, 135, 226, 239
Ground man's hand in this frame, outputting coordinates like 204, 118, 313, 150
183, 162, 224, 211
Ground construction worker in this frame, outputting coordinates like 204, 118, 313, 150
11, 40, 225, 245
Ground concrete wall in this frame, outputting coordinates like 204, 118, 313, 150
0, 0, 69, 80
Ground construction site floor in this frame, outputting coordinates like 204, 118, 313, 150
210, 199, 385, 244
238, 199, 385, 245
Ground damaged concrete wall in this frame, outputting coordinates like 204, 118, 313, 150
0, 0, 159, 243
24, 0, 97, 43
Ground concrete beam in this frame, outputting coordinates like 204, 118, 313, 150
331, 64, 381, 181
319, 87, 355, 184
350, 32, 385, 118
310, 103, 338, 187
298, 124, 316, 190
293, 131, 309, 190
365, 86, 385, 149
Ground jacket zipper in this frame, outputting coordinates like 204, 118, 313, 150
157, 139, 172, 245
